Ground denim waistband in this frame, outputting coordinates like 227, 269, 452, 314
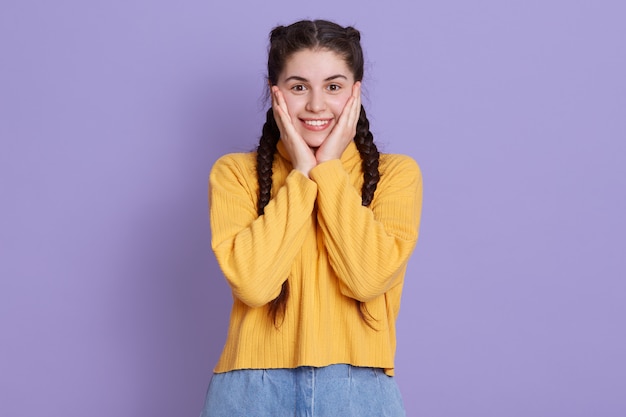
200, 364, 405, 417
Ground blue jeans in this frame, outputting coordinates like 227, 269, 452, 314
200, 364, 406, 417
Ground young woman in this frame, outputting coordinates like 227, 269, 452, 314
201, 19, 422, 417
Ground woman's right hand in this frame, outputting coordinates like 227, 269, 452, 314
271, 86, 317, 177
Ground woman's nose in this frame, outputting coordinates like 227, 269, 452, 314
305, 91, 325, 113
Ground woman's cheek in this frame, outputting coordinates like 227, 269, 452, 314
331, 94, 351, 115
281, 94, 300, 118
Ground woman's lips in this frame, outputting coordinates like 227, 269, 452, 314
301, 119, 331, 131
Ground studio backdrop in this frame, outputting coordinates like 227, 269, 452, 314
1, 0, 625, 416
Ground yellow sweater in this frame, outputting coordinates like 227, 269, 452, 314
209, 140, 422, 376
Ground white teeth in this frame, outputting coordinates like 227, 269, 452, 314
304, 120, 329, 126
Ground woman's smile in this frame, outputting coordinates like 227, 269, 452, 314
301, 118, 332, 131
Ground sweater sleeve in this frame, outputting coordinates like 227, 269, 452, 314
309, 155, 422, 302
209, 154, 318, 307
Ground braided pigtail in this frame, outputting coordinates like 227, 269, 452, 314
256, 108, 289, 326
256, 108, 280, 215
353, 105, 381, 329
354, 105, 380, 207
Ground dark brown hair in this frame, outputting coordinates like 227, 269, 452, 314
257, 20, 380, 326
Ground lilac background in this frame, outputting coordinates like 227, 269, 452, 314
1, 0, 625, 416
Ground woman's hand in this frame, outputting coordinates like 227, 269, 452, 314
315, 82, 362, 164
271, 86, 317, 177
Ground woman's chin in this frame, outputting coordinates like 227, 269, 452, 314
302, 135, 328, 150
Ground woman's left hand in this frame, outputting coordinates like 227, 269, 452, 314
315, 82, 361, 164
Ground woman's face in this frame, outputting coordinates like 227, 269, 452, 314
276, 48, 355, 149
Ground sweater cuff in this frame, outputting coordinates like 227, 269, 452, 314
287, 168, 319, 200
309, 159, 347, 190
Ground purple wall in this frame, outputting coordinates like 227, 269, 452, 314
1, 0, 624, 416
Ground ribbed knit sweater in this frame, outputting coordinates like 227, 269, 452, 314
209, 140, 422, 376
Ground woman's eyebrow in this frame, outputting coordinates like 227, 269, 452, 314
284, 74, 348, 82
324, 74, 348, 81
284, 76, 308, 82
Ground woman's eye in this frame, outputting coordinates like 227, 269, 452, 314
327, 84, 341, 92
291, 84, 306, 92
